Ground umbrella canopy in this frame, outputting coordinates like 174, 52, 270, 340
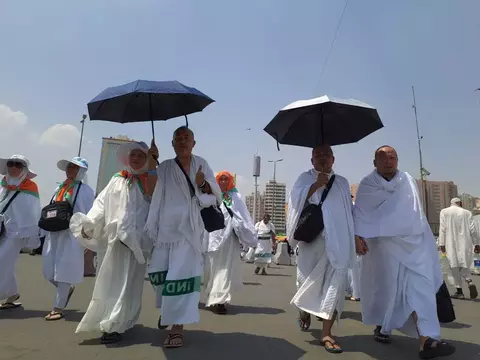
87, 80, 214, 134
264, 95, 383, 148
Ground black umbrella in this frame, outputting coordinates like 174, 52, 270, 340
264, 95, 383, 149
87, 80, 215, 138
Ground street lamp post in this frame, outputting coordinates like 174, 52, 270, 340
78, 114, 87, 157
411, 86, 430, 221
268, 159, 283, 226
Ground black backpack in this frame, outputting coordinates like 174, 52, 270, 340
38, 182, 82, 232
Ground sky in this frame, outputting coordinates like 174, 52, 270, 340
1, 0, 479, 204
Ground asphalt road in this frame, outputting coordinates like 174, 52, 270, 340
1, 255, 479, 360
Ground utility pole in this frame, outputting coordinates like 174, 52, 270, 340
268, 159, 283, 226
78, 114, 87, 157
412, 86, 430, 220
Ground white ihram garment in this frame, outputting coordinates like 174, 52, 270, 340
287, 170, 354, 320
347, 256, 361, 299
43, 183, 94, 285
438, 204, 478, 287
204, 192, 257, 307
354, 170, 442, 339
254, 221, 275, 267
71, 174, 152, 334
0, 185, 41, 301
145, 156, 222, 326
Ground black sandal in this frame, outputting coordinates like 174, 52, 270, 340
374, 326, 392, 343
322, 338, 343, 354
297, 310, 311, 331
419, 338, 455, 359
101, 332, 122, 344
214, 304, 227, 315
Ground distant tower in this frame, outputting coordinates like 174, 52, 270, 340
252, 155, 261, 223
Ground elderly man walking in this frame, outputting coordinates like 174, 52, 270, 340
354, 145, 455, 359
439, 198, 479, 300
287, 145, 355, 354
145, 126, 222, 348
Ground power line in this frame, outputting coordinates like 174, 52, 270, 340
313, 0, 350, 94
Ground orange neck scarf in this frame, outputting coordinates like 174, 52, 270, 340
115, 170, 147, 194
55, 179, 79, 202
1, 177, 39, 200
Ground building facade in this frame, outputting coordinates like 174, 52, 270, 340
245, 192, 265, 224
264, 180, 287, 233
416, 180, 458, 235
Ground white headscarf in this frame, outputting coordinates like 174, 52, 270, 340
116, 141, 149, 174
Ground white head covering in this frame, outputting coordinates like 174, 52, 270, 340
0, 154, 37, 186
451, 197, 461, 205
57, 156, 89, 181
116, 141, 149, 174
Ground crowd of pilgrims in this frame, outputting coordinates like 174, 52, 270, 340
1, 125, 477, 358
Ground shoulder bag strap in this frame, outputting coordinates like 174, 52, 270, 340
1, 191, 20, 214
319, 175, 336, 206
174, 158, 195, 198
71, 182, 83, 209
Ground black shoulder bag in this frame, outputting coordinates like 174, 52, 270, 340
174, 159, 225, 233
0, 191, 20, 240
293, 175, 336, 243
38, 182, 83, 232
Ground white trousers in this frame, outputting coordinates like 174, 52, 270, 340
53, 281, 71, 309
447, 267, 471, 288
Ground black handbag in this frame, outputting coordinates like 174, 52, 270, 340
293, 175, 336, 243
0, 191, 20, 240
38, 182, 82, 232
175, 159, 225, 233
436, 281, 456, 323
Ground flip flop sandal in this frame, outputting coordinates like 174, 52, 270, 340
468, 283, 478, 299
101, 332, 122, 344
164, 333, 184, 348
45, 311, 64, 321
374, 327, 392, 344
216, 304, 227, 315
157, 315, 168, 330
419, 338, 455, 359
0, 302, 22, 310
321, 339, 343, 354
349, 297, 360, 301
297, 311, 311, 331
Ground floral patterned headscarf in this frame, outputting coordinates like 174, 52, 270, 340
216, 171, 237, 206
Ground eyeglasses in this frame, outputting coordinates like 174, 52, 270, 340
6, 161, 25, 169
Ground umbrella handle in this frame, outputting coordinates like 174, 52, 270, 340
150, 122, 159, 165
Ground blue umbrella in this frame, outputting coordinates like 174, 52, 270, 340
87, 80, 215, 138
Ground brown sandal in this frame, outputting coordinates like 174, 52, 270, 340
45, 310, 64, 321
164, 333, 184, 348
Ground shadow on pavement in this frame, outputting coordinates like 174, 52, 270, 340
225, 304, 286, 315
198, 302, 285, 315
155, 331, 306, 359
79, 325, 156, 348
0, 307, 85, 322
441, 321, 472, 329
340, 311, 363, 322
308, 333, 480, 360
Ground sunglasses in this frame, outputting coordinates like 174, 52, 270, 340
6, 161, 25, 169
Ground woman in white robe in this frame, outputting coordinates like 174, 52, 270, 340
70, 141, 157, 343
204, 171, 257, 314
253, 214, 276, 275
0, 155, 41, 309
42, 156, 95, 321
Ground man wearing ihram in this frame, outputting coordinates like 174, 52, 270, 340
145, 126, 222, 349
287, 145, 355, 354
354, 145, 455, 359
